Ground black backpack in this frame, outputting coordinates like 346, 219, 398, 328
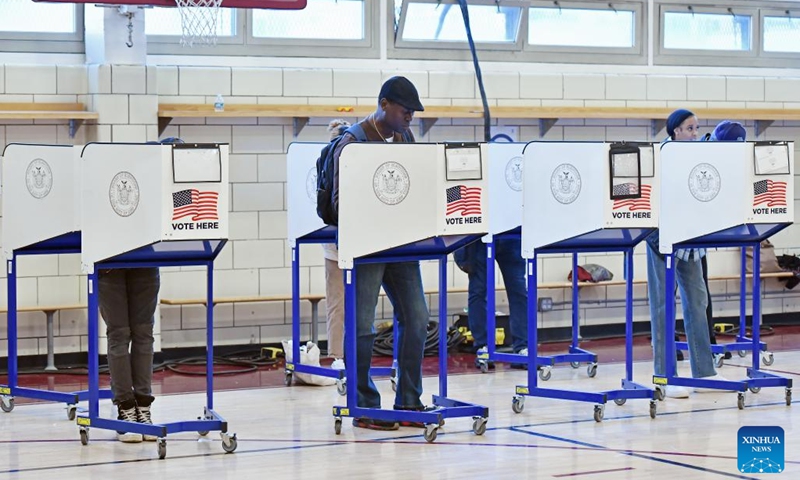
315, 123, 367, 225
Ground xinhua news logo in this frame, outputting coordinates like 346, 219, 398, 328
738, 426, 785, 474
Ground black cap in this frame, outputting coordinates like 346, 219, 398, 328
379, 76, 424, 112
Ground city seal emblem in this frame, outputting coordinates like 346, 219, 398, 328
305, 167, 317, 204
688, 163, 721, 202
505, 156, 523, 192
373, 162, 410, 205
550, 163, 582, 204
109, 171, 140, 217
25, 158, 53, 199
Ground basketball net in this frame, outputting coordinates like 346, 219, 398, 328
174, 0, 223, 47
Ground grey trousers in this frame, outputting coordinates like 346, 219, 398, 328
98, 268, 160, 406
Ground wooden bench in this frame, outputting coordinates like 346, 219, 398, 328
0, 103, 98, 139
160, 270, 794, 343
0, 304, 86, 371
157, 103, 800, 137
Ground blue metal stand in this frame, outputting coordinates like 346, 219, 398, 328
654, 224, 792, 408
77, 239, 238, 458
1, 232, 111, 419
288, 226, 397, 396
332, 236, 489, 443
481, 228, 597, 380
675, 248, 773, 368
513, 228, 658, 422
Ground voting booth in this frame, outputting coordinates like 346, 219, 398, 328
81, 142, 228, 271
0, 143, 97, 416
332, 142, 489, 442
476, 143, 551, 371
656, 141, 793, 407
78, 142, 236, 457
514, 141, 660, 422
286, 141, 388, 392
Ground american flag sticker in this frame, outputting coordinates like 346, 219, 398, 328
612, 183, 651, 211
446, 185, 482, 216
753, 180, 787, 207
172, 189, 219, 221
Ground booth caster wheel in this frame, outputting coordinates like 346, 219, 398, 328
423, 424, 438, 443
538, 366, 552, 381
654, 386, 665, 401
737, 392, 746, 410
738, 350, 747, 358
749, 386, 761, 394
221, 433, 237, 453
66, 404, 77, 421
587, 363, 598, 378
336, 379, 346, 396
614, 398, 626, 406
649, 400, 657, 419
1, 396, 14, 413
714, 354, 724, 369
511, 395, 525, 414
334, 417, 342, 435
391, 376, 397, 392
157, 439, 167, 459
762, 352, 775, 366
786, 388, 792, 406
284, 372, 293, 386
472, 417, 487, 436
593, 405, 605, 423
570, 361, 580, 369
477, 360, 489, 374
79, 427, 89, 445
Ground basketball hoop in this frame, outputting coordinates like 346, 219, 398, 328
174, 0, 223, 47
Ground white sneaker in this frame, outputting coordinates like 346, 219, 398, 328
664, 385, 691, 399
695, 374, 736, 393
117, 405, 143, 443
518, 348, 529, 356
137, 405, 158, 441
331, 358, 345, 370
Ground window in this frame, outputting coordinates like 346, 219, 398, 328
528, 6, 635, 48
391, 0, 643, 63
145, 7, 237, 38
252, 0, 364, 40
663, 10, 752, 51
398, 1, 521, 43
0, 0, 76, 33
763, 14, 800, 53
0, 0, 83, 53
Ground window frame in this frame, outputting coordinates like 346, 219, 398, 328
145, 6, 245, 47
655, 2, 760, 66
147, 0, 379, 58
523, 0, 643, 56
0, 1, 84, 54
393, 0, 525, 52
760, 7, 800, 58
388, 0, 647, 65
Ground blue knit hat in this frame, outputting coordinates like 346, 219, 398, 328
666, 109, 695, 138
710, 121, 746, 142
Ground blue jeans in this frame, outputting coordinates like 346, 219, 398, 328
455, 239, 528, 353
645, 232, 715, 379
354, 261, 428, 409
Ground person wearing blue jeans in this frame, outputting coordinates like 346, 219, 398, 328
646, 231, 725, 399
354, 262, 429, 419
454, 239, 528, 361
331, 77, 429, 430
